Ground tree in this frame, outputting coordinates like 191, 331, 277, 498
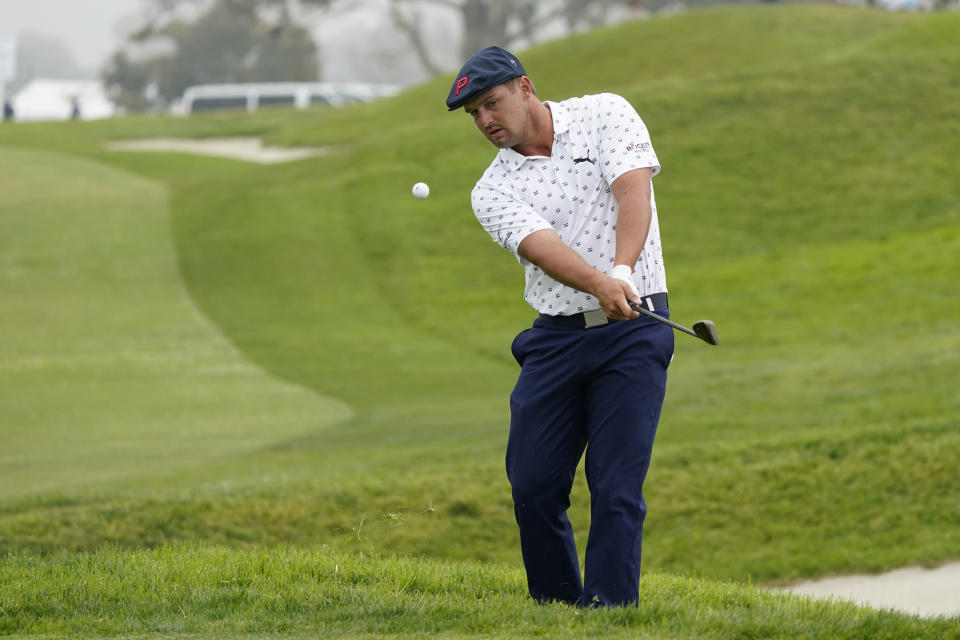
381, 0, 631, 75
101, 51, 154, 111
103, 0, 326, 109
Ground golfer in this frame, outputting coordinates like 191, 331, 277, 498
447, 47, 674, 607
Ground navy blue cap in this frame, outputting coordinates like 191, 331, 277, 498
446, 46, 526, 111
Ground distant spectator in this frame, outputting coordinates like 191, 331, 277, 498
2, 100, 12, 122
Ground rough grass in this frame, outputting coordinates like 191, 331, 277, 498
3, 546, 958, 639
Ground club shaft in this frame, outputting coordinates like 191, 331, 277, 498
629, 302, 699, 338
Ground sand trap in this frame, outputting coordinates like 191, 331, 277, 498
105, 137, 328, 164
774, 562, 960, 618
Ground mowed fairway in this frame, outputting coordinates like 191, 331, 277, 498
0, 147, 352, 498
1, 5, 959, 638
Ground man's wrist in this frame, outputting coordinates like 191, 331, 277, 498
611, 264, 640, 298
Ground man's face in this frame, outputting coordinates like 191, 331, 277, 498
463, 79, 530, 149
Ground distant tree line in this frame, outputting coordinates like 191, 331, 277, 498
103, 0, 657, 109
103, 0, 326, 110
102, 0, 957, 110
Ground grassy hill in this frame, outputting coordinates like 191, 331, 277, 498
1, 4, 958, 638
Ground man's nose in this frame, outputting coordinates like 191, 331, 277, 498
475, 110, 493, 128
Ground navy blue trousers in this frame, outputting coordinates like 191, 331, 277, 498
506, 308, 674, 607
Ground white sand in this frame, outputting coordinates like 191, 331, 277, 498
105, 137, 327, 164
774, 562, 960, 618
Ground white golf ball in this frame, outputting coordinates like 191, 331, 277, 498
412, 182, 430, 199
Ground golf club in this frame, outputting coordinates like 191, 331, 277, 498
629, 301, 719, 346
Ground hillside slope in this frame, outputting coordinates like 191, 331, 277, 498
0, 147, 352, 499
0, 5, 957, 588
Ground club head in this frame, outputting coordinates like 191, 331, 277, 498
693, 320, 719, 345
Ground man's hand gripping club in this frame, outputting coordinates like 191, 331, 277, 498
609, 264, 644, 318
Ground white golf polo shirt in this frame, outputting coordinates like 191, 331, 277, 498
471, 92, 667, 315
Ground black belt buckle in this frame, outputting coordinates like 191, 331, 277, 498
639, 292, 668, 312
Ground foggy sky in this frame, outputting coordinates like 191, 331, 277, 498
1, 0, 142, 73
1, 0, 456, 84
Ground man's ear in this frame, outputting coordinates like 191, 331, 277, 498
518, 76, 537, 101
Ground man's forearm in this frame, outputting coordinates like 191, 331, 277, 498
517, 229, 606, 295
613, 203, 651, 268
611, 168, 653, 268
517, 229, 637, 319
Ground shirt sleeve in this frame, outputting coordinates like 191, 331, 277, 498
471, 177, 553, 265
593, 93, 661, 186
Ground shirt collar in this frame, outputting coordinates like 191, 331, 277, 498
496, 100, 570, 171
547, 100, 572, 135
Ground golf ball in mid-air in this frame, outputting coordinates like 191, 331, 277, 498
412, 182, 430, 199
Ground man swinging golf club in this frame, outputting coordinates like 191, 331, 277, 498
447, 46, 675, 607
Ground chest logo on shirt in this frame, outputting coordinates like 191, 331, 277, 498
573, 157, 595, 164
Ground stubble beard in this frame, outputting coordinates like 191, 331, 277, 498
486, 125, 515, 149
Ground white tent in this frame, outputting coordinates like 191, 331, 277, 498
11, 79, 115, 122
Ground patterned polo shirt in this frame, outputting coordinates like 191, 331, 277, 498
471, 92, 667, 315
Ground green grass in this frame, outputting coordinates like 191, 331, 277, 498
0, 4, 958, 637
3, 546, 958, 639
0, 147, 351, 499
